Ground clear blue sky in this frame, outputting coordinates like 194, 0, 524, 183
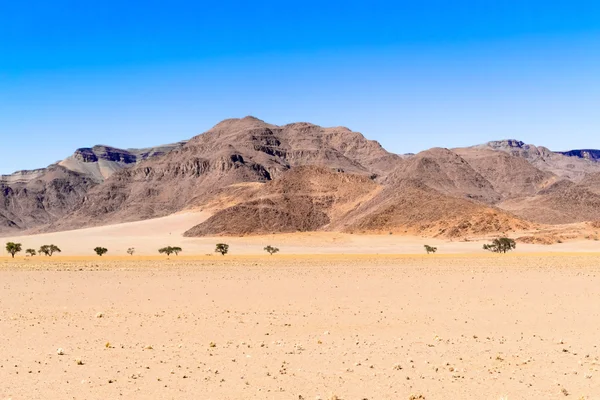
1, 0, 599, 174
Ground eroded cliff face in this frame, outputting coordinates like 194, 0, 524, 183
0, 165, 96, 232
0, 142, 185, 234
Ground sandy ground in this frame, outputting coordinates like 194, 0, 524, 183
4, 212, 600, 256
1, 254, 600, 399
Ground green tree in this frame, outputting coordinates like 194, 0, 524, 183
264, 245, 279, 255
127, 247, 135, 256
424, 245, 437, 254
39, 244, 61, 257
94, 247, 108, 256
159, 246, 182, 256
483, 238, 516, 254
26, 248, 37, 256
215, 243, 229, 256
5, 242, 22, 258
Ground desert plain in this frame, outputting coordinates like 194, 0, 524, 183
2, 214, 600, 400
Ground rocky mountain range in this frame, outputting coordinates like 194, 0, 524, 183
2, 116, 599, 238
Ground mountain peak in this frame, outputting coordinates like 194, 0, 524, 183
486, 139, 527, 149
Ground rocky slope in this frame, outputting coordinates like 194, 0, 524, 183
470, 140, 600, 181
184, 166, 380, 236
0, 142, 185, 233
3, 118, 600, 238
45, 117, 402, 232
0, 165, 96, 232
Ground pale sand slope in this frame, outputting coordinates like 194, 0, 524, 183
3, 212, 600, 256
1, 255, 600, 399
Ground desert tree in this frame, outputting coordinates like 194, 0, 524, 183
215, 243, 229, 256
159, 246, 181, 256
264, 245, 279, 255
39, 244, 61, 257
94, 247, 108, 256
158, 247, 173, 256
5, 242, 22, 258
26, 248, 36, 257
424, 245, 437, 254
127, 247, 135, 256
483, 237, 516, 254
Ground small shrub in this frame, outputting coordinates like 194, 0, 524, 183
483, 238, 516, 253
94, 247, 108, 256
264, 245, 279, 255
26, 248, 36, 256
215, 243, 229, 256
127, 247, 135, 256
424, 245, 437, 254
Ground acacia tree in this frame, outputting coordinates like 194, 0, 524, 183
26, 248, 37, 256
424, 245, 437, 254
127, 247, 135, 256
264, 245, 279, 255
483, 238, 516, 254
94, 247, 108, 256
5, 242, 22, 258
159, 246, 182, 256
158, 247, 173, 256
39, 244, 61, 257
215, 243, 229, 256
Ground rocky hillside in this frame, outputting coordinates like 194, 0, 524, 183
0, 141, 185, 232
44, 117, 402, 232
470, 140, 600, 181
183, 166, 380, 236
3, 118, 600, 238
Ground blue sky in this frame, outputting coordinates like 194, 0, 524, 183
1, 0, 599, 174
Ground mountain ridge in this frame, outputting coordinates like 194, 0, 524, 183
2, 119, 600, 238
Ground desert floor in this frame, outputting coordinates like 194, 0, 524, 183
1, 254, 600, 400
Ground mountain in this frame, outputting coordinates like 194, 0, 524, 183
384, 148, 501, 204
184, 165, 379, 236
499, 180, 600, 224
453, 147, 557, 198
0, 165, 96, 232
0, 141, 185, 232
44, 117, 402, 232
3, 119, 600, 239
557, 149, 600, 162
471, 140, 600, 181
58, 142, 187, 182
339, 179, 533, 238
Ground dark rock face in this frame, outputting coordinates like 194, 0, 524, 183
73, 148, 99, 163
558, 149, 600, 161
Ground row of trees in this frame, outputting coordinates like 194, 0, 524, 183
5, 243, 61, 258
4, 243, 279, 257
6, 238, 517, 257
